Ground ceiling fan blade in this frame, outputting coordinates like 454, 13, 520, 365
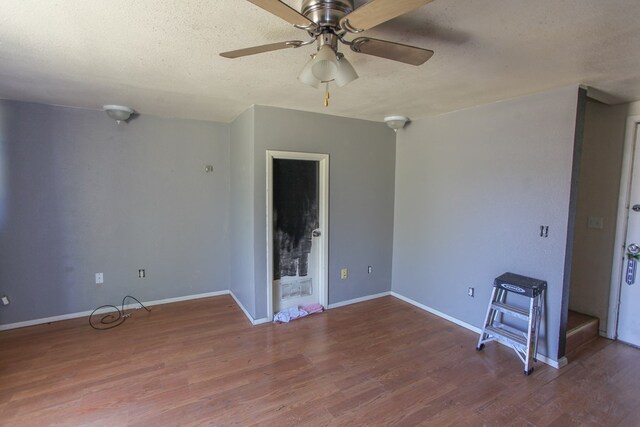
247, 0, 315, 27
350, 37, 434, 65
220, 41, 303, 59
340, 0, 435, 33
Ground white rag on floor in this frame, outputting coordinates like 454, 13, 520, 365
273, 306, 308, 323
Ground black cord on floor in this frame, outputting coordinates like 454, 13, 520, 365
89, 295, 151, 330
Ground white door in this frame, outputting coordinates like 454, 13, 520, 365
267, 151, 329, 318
619, 124, 640, 346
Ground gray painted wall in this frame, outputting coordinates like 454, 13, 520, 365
252, 106, 396, 320
392, 86, 581, 361
229, 106, 256, 317
569, 99, 627, 333
0, 100, 230, 325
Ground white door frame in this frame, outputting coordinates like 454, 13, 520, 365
608, 115, 640, 339
266, 150, 329, 320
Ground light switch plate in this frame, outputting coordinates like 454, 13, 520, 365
588, 216, 604, 229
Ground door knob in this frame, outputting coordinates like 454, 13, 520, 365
628, 243, 640, 255
312, 230, 321, 237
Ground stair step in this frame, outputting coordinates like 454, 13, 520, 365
567, 310, 599, 332
491, 301, 530, 320
566, 311, 599, 355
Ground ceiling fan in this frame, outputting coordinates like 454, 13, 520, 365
221, 0, 436, 105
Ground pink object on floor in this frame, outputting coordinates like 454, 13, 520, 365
273, 306, 308, 323
301, 303, 324, 314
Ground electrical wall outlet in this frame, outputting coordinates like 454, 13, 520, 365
468, 287, 474, 297
341, 268, 348, 280
138, 269, 146, 278
95, 273, 104, 284
1, 295, 9, 306
367, 266, 373, 274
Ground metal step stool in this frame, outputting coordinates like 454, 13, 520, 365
476, 272, 546, 375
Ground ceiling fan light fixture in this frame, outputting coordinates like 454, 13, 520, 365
221, 0, 438, 104
311, 44, 338, 81
334, 55, 358, 87
384, 115, 410, 131
103, 105, 134, 124
298, 55, 321, 88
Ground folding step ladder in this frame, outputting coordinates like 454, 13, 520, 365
476, 272, 546, 375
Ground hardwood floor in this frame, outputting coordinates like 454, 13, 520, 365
1, 295, 639, 426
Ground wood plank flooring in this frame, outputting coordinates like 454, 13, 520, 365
1, 295, 639, 426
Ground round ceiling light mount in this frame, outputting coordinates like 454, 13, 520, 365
103, 105, 135, 124
384, 115, 410, 131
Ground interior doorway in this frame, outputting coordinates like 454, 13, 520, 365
565, 97, 628, 356
266, 151, 329, 320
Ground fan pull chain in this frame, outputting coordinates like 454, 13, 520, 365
324, 82, 330, 107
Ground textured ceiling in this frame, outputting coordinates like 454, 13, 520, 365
1, 0, 640, 123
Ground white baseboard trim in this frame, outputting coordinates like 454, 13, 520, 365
555, 356, 569, 369
141, 290, 229, 307
390, 291, 564, 370
0, 290, 230, 331
229, 290, 271, 325
327, 291, 391, 309
391, 291, 481, 333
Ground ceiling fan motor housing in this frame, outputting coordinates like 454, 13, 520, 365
302, 0, 354, 27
